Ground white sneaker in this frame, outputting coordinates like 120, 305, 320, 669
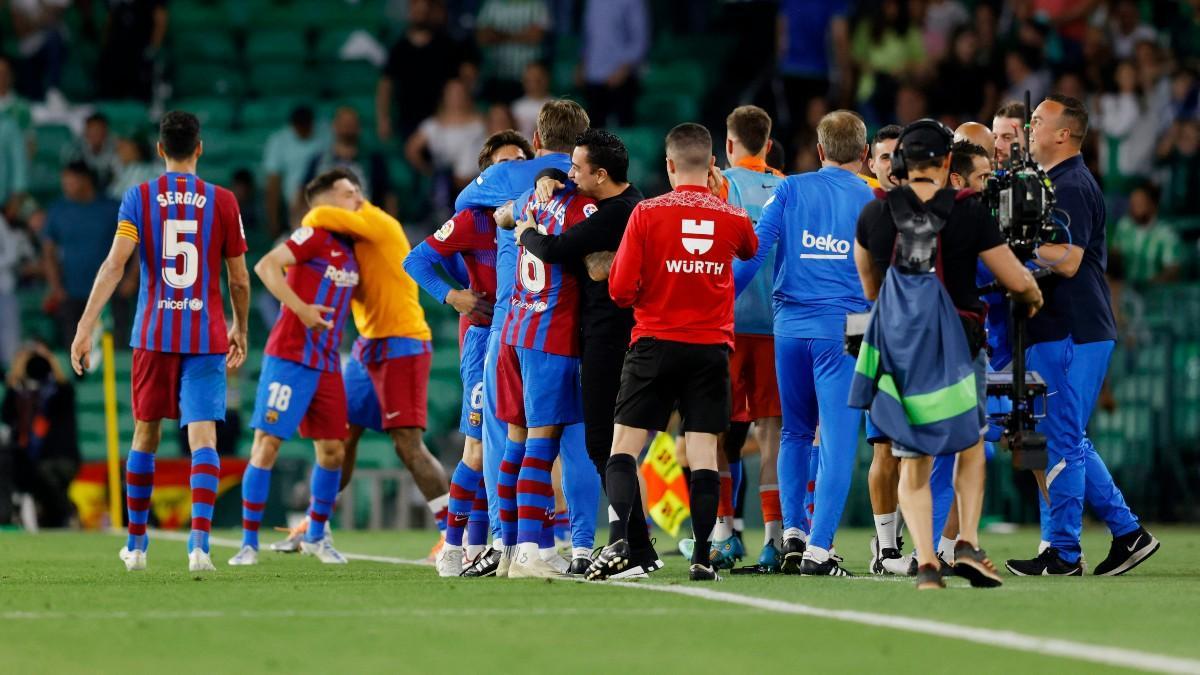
270, 516, 332, 552
119, 547, 146, 571
228, 546, 259, 566
881, 553, 913, 576
541, 550, 570, 574
496, 546, 514, 578
188, 550, 216, 573
300, 538, 348, 564
508, 549, 567, 578
436, 545, 464, 577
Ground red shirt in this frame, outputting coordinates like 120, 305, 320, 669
501, 188, 594, 356
425, 207, 498, 328
264, 227, 359, 373
609, 185, 757, 347
119, 173, 247, 354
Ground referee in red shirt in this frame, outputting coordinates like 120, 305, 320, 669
585, 123, 758, 582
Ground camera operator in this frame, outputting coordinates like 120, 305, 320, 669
853, 120, 1042, 589
1004, 95, 1160, 577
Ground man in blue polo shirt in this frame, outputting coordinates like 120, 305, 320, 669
1005, 95, 1159, 577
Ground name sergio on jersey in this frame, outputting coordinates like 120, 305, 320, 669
323, 265, 360, 288
800, 229, 851, 260
155, 190, 208, 209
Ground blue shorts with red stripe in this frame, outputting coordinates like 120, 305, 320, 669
251, 355, 348, 440
131, 349, 225, 427
459, 326, 488, 439
496, 344, 582, 428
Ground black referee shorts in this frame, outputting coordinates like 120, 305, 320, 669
613, 337, 731, 434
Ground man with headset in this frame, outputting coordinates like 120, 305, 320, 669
853, 120, 1043, 589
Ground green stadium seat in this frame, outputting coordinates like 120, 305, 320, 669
33, 124, 74, 163
248, 63, 311, 97
635, 93, 699, 128
169, 29, 238, 64
240, 96, 313, 130
244, 28, 311, 63
174, 62, 246, 98
171, 97, 237, 130
551, 57, 580, 97
171, 1, 232, 31
93, 100, 152, 136
314, 29, 357, 62
314, 0, 386, 32
320, 61, 381, 98
641, 62, 707, 97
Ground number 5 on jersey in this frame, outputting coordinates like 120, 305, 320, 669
163, 218, 199, 288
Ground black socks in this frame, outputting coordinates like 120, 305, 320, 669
606, 454, 639, 544
689, 469, 720, 565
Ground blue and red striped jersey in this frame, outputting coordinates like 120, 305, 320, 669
264, 227, 359, 373
118, 172, 248, 354
425, 207, 498, 328
500, 187, 594, 357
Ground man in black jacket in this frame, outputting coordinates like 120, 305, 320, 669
514, 128, 660, 576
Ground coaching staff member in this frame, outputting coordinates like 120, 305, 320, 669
854, 120, 1042, 589
585, 123, 756, 583
513, 129, 660, 575
1005, 95, 1159, 577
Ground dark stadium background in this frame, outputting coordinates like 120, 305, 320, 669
2, 0, 1199, 530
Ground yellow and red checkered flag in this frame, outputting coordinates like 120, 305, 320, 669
640, 432, 690, 537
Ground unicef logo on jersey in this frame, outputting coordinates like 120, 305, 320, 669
681, 219, 715, 255
800, 230, 851, 260
157, 297, 204, 311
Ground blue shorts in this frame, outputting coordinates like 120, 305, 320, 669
459, 326, 488, 439
496, 343, 582, 428
865, 414, 886, 444
131, 349, 225, 427
251, 355, 348, 441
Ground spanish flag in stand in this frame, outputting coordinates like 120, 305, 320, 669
640, 433, 690, 537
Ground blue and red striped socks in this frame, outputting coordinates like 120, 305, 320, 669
189, 447, 220, 554
447, 461, 481, 548
466, 477, 489, 552
516, 437, 559, 547
125, 450, 155, 552
305, 464, 340, 543
497, 438, 525, 547
241, 464, 271, 549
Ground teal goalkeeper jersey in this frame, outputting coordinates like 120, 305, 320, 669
726, 165, 785, 335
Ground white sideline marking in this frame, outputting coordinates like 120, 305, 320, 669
134, 531, 1200, 674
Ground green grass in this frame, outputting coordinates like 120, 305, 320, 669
1, 527, 1197, 674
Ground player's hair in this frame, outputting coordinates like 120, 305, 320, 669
304, 167, 361, 206
158, 110, 201, 160
726, 105, 772, 156
664, 122, 713, 172
63, 159, 96, 185
1045, 93, 1089, 143
949, 140, 989, 180
872, 124, 903, 157
817, 110, 867, 165
576, 128, 629, 183
994, 101, 1027, 121
478, 129, 534, 171
537, 99, 590, 153
86, 112, 108, 127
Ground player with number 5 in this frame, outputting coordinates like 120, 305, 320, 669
70, 111, 252, 574
229, 167, 364, 568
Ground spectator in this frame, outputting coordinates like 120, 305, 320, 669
1111, 182, 1181, 286
97, 0, 167, 101
1109, 0, 1157, 61
1, 341, 80, 528
107, 136, 158, 200
8, 0, 68, 100
777, 0, 851, 135
850, 0, 926, 122
230, 168, 263, 234
921, 0, 969, 59
1001, 47, 1051, 106
485, 102, 517, 135
932, 27, 997, 122
512, 60, 551, 141
0, 112, 29, 221
475, 0, 550, 100
405, 78, 486, 194
0, 56, 32, 134
262, 105, 326, 235
40, 162, 120, 348
1156, 119, 1200, 217
1164, 68, 1200, 130
302, 107, 396, 216
580, 0, 649, 128
377, 0, 477, 141
62, 113, 120, 193
1097, 60, 1158, 194
894, 82, 928, 125
0, 214, 35, 367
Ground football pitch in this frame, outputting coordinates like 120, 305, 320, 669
3, 527, 1199, 674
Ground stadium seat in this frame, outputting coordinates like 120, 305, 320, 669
32, 124, 74, 163
240, 96, 313, 130
174, 62, 247, 98
641, 62, 708, 97
244, 28, 311, 63
314, 0, 386, 32
92, 100, 152, 135
171, 97, 237, 130
169, 29, 239, 65
170, 1, 233, 31
248, 63, 312, 97
313, 29, 359, 62
320, 61, 381, 98
635, 93, 699, 129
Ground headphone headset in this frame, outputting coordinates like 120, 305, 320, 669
890, 118, 955, 182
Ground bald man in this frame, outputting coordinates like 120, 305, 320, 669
954, 122, 995, 163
